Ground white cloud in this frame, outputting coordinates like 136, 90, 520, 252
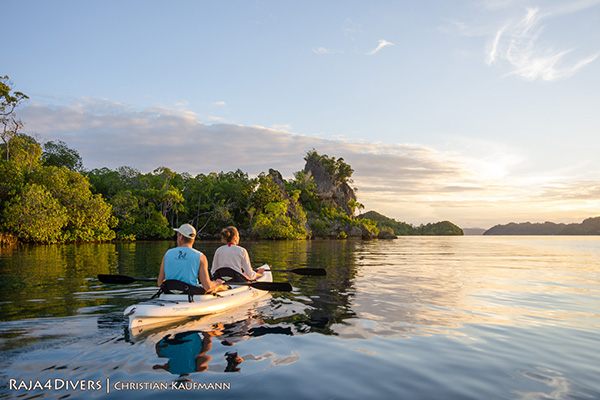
366, 39, 394, 55
484, 7, 599, 81
271, 124, 293, 132
206, 115, 227, 122
174, 100, 190, 107
20, 99, 600, 227
312, 47, 342, 55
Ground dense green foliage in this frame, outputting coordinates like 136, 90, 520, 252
0, 134, 461, 243
0, 78, 115, 243
417, 221, 464, 235
42, 140, 84, 171
0, 78, 465, 243
0, 139, 116, 243
86, 167, 311, 240
360, 211, 464, 236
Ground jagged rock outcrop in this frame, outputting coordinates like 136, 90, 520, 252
268, 169, 289, 200
300, 153, 378, 239
303, 155, 356, 217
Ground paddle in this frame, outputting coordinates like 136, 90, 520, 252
98, 274, 155, 284
224, 281, 292, 291
97, 274, 292, 292
263, 268, 326, 276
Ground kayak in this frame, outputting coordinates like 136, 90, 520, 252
128, 294, 273, 340
124, 266, 273, 330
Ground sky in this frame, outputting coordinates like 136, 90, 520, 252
3, 0, 600, 229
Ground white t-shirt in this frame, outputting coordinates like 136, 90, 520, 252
211, 244, 256, 280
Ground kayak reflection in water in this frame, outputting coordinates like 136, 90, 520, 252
152, 327, 244, 377
153, 330, 218, 376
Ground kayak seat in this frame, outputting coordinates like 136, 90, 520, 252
213, 267, 250, 282
151, 279, 206, 303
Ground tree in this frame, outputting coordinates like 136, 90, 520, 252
87, 166, 142, 198
1, 76, 29, 162
252, 172, 284, 212
286, 170, 319, 213
28, 166, 117, 242
4, 134, 43, 172
251, 200, 309, 239
42, 140, 84, 171
182, 170, 257, 233
2, 183, 68, 243
0, 160, 26, 207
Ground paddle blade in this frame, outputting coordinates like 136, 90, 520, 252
226, 281, 293, 292
97, 274, 137, 284
251, 282, 293, 291
289, 268, 326, 276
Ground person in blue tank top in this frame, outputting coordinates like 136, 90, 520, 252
157, 223, 226, 292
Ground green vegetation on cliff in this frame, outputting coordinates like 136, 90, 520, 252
360, 211, 463, 236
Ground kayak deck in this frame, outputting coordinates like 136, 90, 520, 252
124, 269, 272, 329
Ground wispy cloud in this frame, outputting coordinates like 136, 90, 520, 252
271, 124, 293, 132
366, 39, 394, 55
174, 100, 190, 107
20, 99, 600, 227
343, 18, 362, 37
312, 47, 342, 55
485, 7, 599, 81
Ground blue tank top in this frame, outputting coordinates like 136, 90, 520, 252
163, 247, 202, 286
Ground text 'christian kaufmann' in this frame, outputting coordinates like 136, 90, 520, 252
8, 379, 231, 393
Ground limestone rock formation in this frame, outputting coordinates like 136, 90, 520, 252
303, 154, 356, 217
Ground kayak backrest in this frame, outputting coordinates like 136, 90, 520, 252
151, 280, 206, 303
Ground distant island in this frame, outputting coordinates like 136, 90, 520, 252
359, 211, 463, 236
484, 217, 600, 235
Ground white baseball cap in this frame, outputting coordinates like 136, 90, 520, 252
173, 223, 197, 239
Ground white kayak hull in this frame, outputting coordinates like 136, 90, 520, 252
124, 269, 272, 329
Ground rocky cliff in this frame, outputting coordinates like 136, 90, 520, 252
303, 154, 356, 217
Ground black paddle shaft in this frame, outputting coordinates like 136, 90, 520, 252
258, 268, 327, 276
97, 274, 155, 284
97, 274, 292, 291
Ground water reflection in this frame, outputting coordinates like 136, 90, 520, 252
4, 237, 598, 344
515, 366, 598, 400
334, 236, 600, 339
127, 299, 300, 380
0, 242, 169, 321
1, 238, 599, 399
153, 330, 220, 377
244, 240, 362, 335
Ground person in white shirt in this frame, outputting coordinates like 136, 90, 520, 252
212, 226, 265, 282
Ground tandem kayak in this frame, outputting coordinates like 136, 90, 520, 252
124, 266, 273, 330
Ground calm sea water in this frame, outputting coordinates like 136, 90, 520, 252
1, 237, 599, 399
